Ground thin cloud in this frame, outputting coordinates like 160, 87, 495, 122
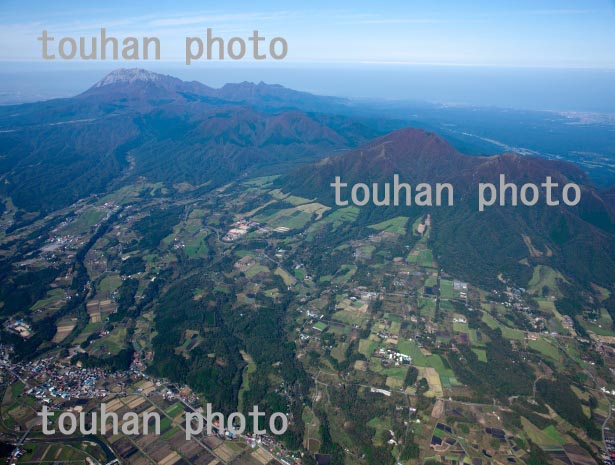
340, 18, 462, 25
148, 12, 294, 27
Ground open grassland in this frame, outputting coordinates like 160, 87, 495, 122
369, 216, 409, 235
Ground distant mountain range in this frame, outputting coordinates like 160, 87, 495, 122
0, 69, 393, 212
86, 68, 350, 112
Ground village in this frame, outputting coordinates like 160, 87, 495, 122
0, 345, 296, 465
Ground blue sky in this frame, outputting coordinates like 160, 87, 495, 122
1, 0, 615, 67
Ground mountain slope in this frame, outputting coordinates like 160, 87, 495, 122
0, 69, 384, 212
281, 127, 615, 293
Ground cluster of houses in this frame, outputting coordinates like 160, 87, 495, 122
352, 286, 378, 301
373, 348, 412, 366
453, 279, 468, 299
234, 255, 256, 272
562, 315, 575, 330
3, 356, 122, 403
489, 284, 571, 337
296, 308, 325, 342
600, 386, 615, 396
7, 446, 26, 465
223, 219, 259, 241
247, 433, 296, 465
601, 434, 615, 465
4, 319, 32, 339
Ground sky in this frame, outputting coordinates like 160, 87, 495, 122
1, 0, 615, 67
0, 0, 615, 111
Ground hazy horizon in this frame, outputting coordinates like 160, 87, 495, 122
3, 0, 614, 112
2, 61, 615, 114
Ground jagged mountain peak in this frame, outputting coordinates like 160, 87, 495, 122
92, 68, 175, 88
